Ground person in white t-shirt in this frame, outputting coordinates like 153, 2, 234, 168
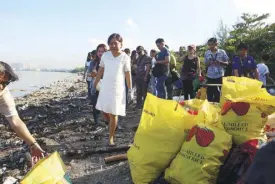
257, 54, 275, 86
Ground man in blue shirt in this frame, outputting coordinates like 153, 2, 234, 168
232, 43, 259, 80
153, 38, 170, 99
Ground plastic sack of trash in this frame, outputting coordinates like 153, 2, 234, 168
165, 124, 232, 184
21, 152, 71, 184
127, 93, 187, 183
195, 87, 207, 100
128, 94, 222, 183
221, 77, 275, 145
179, 99, 222, 134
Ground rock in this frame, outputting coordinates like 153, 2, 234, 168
38, 137, 60, 146
0, 167, 7, 176
19, 158, 24, 164
25, 152, 32, 163
3, 177, 17, 184
0, 124, 5, 130
16, 176, 24, 180
59, 135, 65, 139
68, 86, 76, 92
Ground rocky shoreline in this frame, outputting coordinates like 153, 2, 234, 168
0, 77, 143, 184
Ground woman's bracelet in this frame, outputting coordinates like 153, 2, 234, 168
29, 141, 37, 147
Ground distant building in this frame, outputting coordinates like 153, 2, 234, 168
10, 63, 24, 71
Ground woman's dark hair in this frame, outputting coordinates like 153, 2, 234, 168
131, 50, 137, 60
150, 49, 157, 58
208, 37, 218, 44
86, 52, 91, 61
124, 48, 131, 55
237, 43, 248, 50
91, 50, 97, 55
94, 44, 107, 63
107, 33, 123, 45
155, 38, 164, 44
0, 61, 19, 82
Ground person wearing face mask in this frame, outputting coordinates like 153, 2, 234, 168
204, 37, 229, 102
135, 46, 151, 109
94, 33, 132, 146
0, 61, 44, 166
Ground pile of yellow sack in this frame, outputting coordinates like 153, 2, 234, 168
128, 77, 275, 184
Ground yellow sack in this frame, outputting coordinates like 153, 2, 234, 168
165, 124, 232, 184
179, 99, 222, 134
128, 94, 221, 184
221, 77, 275, 144
21, 152, 71, 184
195, 87, 207, 100
127, 93, 187, 184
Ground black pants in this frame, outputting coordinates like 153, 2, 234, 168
183, 80, 194, 100
165, 75, 173, 100
136, 77, 147, 108
91, 91, 101, 124
207, 77, 222, 103
87, 81, 92, 100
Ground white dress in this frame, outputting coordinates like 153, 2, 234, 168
96, 51, 131, 116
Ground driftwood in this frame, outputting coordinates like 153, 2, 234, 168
104, 153, 127, 164
66, 144, 131, 157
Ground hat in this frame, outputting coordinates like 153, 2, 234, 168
188, 45, 196, 51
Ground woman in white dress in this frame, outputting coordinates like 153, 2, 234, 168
94, 33, 132, 146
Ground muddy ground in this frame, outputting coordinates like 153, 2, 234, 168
0, 77, 150, 184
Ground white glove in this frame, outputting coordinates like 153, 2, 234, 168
128, 88, 134, 101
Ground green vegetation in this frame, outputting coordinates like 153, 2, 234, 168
71, 67, 85, 73
174, 13, 275, 75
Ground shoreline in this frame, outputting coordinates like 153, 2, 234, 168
9, 72, 78, 99
0, 77, 141, 184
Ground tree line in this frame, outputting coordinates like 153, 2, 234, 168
176, 13, 275, 75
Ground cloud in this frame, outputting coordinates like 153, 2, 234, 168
126, 18, 138, 28
87, 37, 106, 48
233, 0, 275, 23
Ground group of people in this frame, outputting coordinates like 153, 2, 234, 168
0, 32, 273, 177
83, 34, 274, 145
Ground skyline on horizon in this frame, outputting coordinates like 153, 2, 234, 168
1, 0, 274, 69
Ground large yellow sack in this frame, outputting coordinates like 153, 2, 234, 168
179, 99, 222, 134
127, 94, 187, 184
221, 77, 275, 145
127, 94, 221, 184
21, 152, 71, 184
165, 124, 232, 184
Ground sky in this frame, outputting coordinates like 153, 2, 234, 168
0, 0, 274, 69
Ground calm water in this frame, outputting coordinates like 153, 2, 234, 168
8, 71, 77, 97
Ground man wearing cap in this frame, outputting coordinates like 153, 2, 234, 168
153, 38, 170, 99
135, 46, 151, 109
232, 43, 259, 80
